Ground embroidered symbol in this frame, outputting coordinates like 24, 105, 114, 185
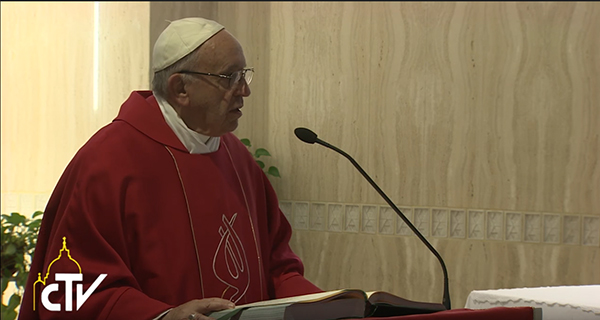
212, 213, 249, 303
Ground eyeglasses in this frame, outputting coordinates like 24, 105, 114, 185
178, 68, 254, 89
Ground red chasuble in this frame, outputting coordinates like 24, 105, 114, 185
19, 91, 322, 320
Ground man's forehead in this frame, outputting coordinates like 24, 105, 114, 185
198, 32, 246, 72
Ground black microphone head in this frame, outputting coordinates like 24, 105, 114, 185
294, 127, 318, 144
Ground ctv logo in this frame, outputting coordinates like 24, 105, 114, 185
33, 237, 107, 311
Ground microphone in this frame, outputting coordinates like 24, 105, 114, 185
294, 127, 451, 310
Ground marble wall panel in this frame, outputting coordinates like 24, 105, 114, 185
1, 2, 150, 196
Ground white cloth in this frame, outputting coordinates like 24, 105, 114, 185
155, 93, 220, 154
465, 285, 600, 320
152, 308, 171, 320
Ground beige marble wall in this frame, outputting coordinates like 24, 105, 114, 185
2, 2, 93, 196
1, 2, 150, 212
261, 2, 599, 215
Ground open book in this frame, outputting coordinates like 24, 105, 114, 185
208, 289, 447, 320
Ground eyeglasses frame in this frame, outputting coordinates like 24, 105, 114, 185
178, 68, 254, 88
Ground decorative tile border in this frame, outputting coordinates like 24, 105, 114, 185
328, 204, 344, 232
345, 204, 360, 233
396, 207, 413, 236
292, 201, 309, 230
524, 213, 542, 243
310, 202, 326, 231
543, 214, 560, 244
432, 208, 448, 238
486, 211, 503, 241
450, 209, 466, 238
5, 193, 597, 248
563, 215, 580, 245
379, 206, 395, 235
468, 210, 485, 240
279, 200, 600, 247
414, 208, 431, 237
505, 212, 522, 242
583, 216, 600, 246
361, 205, 378, 234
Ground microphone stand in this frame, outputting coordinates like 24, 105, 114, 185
300, 131, 451, 310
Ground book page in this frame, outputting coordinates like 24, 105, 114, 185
365, 291, 404, 303
209, 289, 372, 320
231, 289, 365, 309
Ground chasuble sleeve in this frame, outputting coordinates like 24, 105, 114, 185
19, 145, 173, 320
260, 174, 324, 299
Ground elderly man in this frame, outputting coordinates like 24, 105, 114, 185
20, 17, 322, 320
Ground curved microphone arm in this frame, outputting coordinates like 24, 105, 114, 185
295, 127, 450, 310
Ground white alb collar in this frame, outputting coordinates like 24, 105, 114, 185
154, 93, 220, 154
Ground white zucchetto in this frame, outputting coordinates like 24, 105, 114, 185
152, 17, 225, 72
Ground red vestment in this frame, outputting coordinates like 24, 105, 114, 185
19, 91, 322, 320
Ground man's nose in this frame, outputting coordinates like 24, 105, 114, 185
235, 79, 251, 97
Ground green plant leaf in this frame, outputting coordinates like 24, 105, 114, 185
240, 138, 251, 147
16, 275, 28, 289
256, 160, 265, 169
238, 139, 280, 178
1, 211, 43, 317
7, 293, 21, 311
4, 243, 17, 255
26, 219, 42, 230
5, 213, 26, 226
254, 148, 271, 158
1, 306, 17, 320
267, 166, 280, 177
1, 277, 9, 294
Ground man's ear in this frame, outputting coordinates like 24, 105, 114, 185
167, 73, 190, 106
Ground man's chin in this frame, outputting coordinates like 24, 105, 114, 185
205, 123, 239, 137
226, 120, 239, 133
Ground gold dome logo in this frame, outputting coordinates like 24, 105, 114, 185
33, 237, 107, 312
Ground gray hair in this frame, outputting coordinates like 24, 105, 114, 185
152, 47, 203, 99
